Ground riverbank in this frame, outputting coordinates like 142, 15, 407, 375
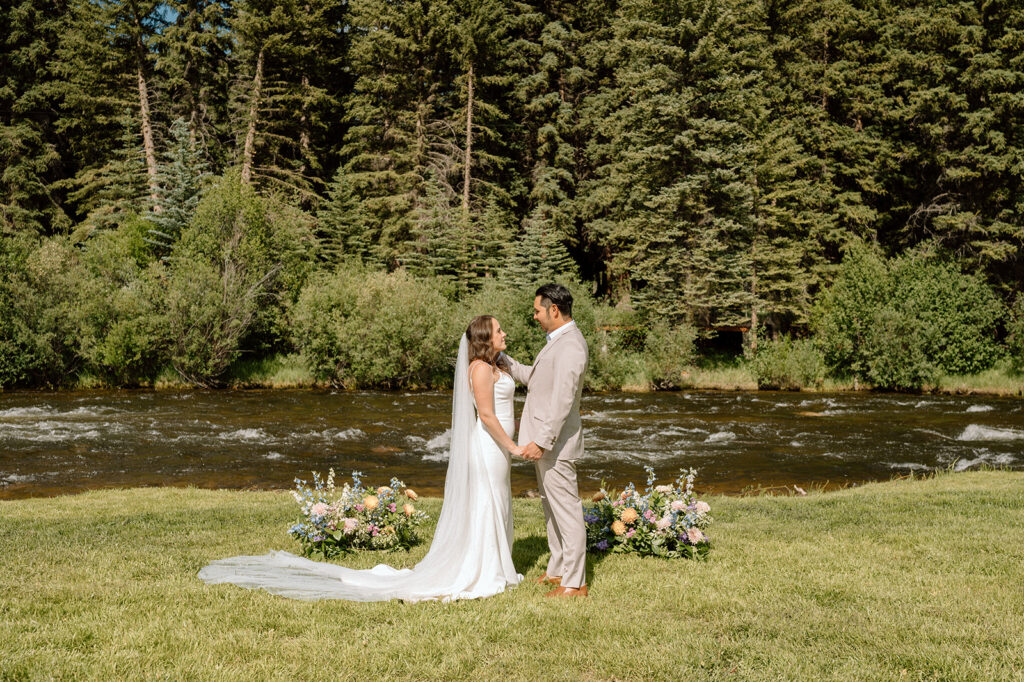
2, 471, 1022, 679
65, 353, 1024, 396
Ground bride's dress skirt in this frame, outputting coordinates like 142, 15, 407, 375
198, 372, 522, 602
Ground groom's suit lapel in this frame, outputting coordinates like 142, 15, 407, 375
532, 329, 568, 370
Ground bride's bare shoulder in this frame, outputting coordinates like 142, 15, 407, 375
468, 359, 495, 377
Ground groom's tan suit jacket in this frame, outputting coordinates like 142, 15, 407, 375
508, 324, 589, 460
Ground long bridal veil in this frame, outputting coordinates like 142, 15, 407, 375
198, 334, 518, 602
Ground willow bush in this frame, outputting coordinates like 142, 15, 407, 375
292, 265, 456, 388
813, 244, 1004, 389
0, 235, 82, 388
749, 335, 826, 391
75, 217, 167, 386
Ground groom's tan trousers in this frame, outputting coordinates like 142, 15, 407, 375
535, 456, 586, 589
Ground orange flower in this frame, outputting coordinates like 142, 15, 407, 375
405, 489, 418, 500
619, 491, 629, 501
592, 491, 606, 502
363, 495, 379, 511
611, 520, 626, 536
621, 507, 639, 524
377, 486, 392, 496
403, 504, 415, 517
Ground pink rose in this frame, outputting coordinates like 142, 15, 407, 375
695, 501, 710, 514
343, 518, 358, 534
671, 500, 686, 511
310, 502, 329, 517
657, 516, 672, 530
388, 503, 397, 513
687, 527, 705, 544
354, 504, 365, 512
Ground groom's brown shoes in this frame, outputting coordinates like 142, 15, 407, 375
535, 573, 561, 586
545, 585, 588, 598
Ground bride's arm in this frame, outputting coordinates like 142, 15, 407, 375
470, 362, 520, 454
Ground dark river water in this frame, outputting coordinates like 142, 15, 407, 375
1, 390, 1022, 499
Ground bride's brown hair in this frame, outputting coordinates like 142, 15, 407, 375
465, 315, 510, 373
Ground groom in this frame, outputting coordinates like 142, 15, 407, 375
506, 284, 590, 598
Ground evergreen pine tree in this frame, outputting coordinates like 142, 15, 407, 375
65, 111, 149, 236
146, 117, 211, 252
0, 0, 69, 235
157, 0, 232, 168
317, 166, 373, 266
51, 0, 167, 223
579, 0, 758, 325
880, 0, 1024, 293
340, 0, 457, 267
229, 0, 349, 203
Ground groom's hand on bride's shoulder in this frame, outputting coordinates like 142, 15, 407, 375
522, 442, 544, 461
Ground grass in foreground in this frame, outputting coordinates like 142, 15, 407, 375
2, 472, 1023, 680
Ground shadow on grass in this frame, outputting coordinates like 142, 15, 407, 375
513, 534, 612, 588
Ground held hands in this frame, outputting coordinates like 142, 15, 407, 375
520, 442, 544, 461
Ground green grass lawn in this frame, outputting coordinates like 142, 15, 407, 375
2, 472, 1023, 680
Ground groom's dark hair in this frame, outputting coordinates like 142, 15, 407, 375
536, 283, 573, 319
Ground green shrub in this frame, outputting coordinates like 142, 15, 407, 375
863, 305, 936, 391
813, 243, 1004, 385
749, 335, 826, 390
0, 235, 83, 387
1009, 295, 1024, 373
644, 320, 697, 389
811, 242, 889, 380
292, 265, 456, 387
166, 177, 282, 386
587, 306, 646, 391
75, 218, 167, 386
889, 257, 1003, 375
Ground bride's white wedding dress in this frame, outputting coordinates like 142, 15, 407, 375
197, 336, 523, 602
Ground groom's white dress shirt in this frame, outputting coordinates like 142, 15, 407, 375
545, 320, 576, 343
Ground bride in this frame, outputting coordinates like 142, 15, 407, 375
198, 315, 525, 602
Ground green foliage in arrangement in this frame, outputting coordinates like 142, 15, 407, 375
749, 335, 826, 391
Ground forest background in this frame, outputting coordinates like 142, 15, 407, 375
1, 0, 1023, 393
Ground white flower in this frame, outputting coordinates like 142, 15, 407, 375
655, 485, 673, 494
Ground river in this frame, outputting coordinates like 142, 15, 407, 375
1, 389, 1022, 499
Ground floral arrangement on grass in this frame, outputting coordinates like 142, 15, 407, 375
289, 469, 428, 558
585, 466, 713, 559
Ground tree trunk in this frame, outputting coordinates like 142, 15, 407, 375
462, 62, 473, 220
299, 73, 310, 174
241, 48, 264, 186
137, 66, 160, 209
